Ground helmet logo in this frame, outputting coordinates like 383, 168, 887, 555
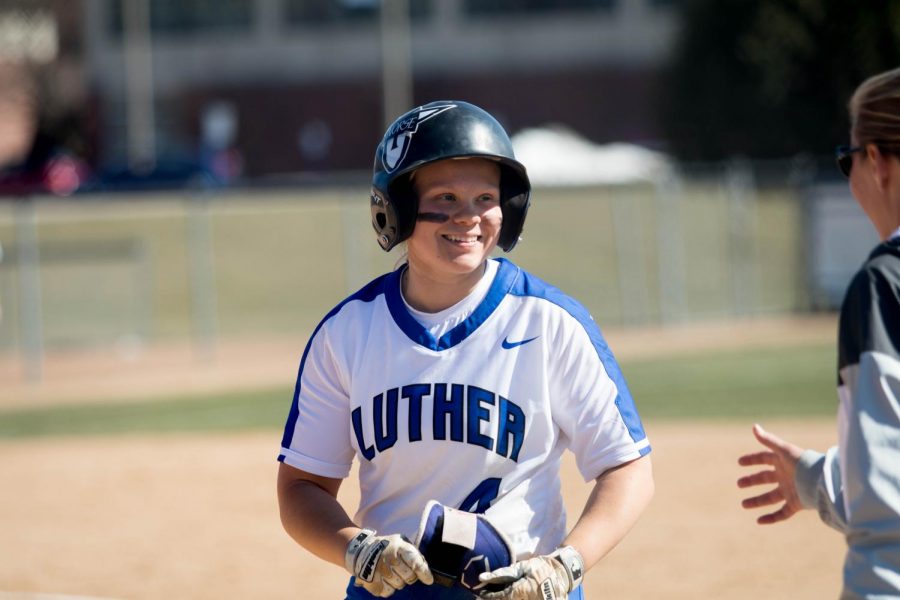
382, 103, 456, 172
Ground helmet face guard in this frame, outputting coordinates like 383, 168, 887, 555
370, 101, 531, 252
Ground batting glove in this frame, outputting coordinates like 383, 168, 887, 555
345, 528, 434, 597
476, 546, 584, 600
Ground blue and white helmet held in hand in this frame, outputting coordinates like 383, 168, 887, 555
414, 500, 514, 593
370, 100, 531, 252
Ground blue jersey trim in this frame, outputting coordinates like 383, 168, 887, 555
282, 259, 647, 452
500, 258, 648, 446
385, 260, 518, 351
280, 273, 392, 452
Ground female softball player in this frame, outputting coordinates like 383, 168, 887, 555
277, 101, 654, 599
737, 67, 900, 598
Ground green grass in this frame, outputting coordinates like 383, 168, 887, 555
623, 342, 837, 420
0, 387, 292, 439
0, 342, 837, 439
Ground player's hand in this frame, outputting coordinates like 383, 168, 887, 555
737, 423, 805, 524
477, 546, 584, 600
345, 529, 434, 597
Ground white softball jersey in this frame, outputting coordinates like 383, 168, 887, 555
279, 257, 651, 559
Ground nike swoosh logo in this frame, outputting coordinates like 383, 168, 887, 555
501, 335, 539, 349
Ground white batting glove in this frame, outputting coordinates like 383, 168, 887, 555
477, 546, 584, 600
345, 528, 434, 597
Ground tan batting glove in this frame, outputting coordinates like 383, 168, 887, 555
345, 528, 434, 598
477, 546, 584, 600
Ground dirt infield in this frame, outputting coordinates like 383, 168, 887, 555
0, 420, 844, 600
0, 315, 847, 598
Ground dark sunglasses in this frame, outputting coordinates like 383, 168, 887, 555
836, 145, 863, 177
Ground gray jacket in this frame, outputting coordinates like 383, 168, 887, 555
795, 238, 900, 599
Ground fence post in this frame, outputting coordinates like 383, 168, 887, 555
15, 199, 43, 382
187, 194, 218, 361
342, 190, 366, 294
655, 171, 687, 324
133, 239, 153, 342
725, 159, 756, 317
611, 185, 650, 326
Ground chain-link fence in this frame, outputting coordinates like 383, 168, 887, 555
0, 159, 874, 382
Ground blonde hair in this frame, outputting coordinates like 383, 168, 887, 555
850, 66, 900, 154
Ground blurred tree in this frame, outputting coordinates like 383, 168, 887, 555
660, 0, 900, 160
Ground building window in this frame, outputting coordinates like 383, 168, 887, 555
284, 0, 432, 27
463, 0, 616, 16
107, 0, 254, 37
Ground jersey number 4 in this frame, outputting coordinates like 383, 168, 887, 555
458, 477, 501, 513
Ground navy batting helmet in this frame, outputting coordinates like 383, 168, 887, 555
370, 101, 531, 252
414, 501, 513, 593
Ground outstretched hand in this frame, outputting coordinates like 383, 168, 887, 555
736, 424, 806, 524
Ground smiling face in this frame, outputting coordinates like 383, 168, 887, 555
406, 157, 502, 284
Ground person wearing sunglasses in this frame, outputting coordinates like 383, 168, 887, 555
737, 66, 900, 598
